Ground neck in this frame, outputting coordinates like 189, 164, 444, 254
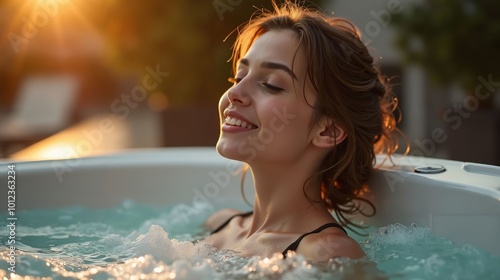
245, 159, 330, 235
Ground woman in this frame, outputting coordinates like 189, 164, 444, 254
203, 1, 399, 262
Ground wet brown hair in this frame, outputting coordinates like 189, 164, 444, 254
232, 1, 402, 232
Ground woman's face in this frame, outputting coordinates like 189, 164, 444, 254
216, 29, 319, 164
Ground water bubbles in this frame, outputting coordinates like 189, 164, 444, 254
153, 265, 164, 273
365, 223, 430, 247
3, 203, 500, 279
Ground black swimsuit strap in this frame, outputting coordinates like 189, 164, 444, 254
210, 211, 347, 259
210, 211, 253, 234
281, 222, 347, 258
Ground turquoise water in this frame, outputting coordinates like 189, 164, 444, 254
1, 201, 499, 279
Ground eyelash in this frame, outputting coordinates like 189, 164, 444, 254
227, 77, 284, 93
261, 82, 283, 92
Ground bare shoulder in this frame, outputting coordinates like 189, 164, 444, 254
204, 208, 243, 231
297, 231, 365, 261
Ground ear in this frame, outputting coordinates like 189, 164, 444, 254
312, 118, 347, 148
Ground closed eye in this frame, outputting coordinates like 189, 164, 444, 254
228, 77, 284, 93
262, 82, 284, 93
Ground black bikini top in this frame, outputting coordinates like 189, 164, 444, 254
210, 211, 347, 258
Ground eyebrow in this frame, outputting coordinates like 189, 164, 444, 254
239, 58, 297, 80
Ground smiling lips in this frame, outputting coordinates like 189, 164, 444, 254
222, 112, 258, 132
224, 116, 258, 129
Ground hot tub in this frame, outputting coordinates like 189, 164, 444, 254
1, 147, 500, 279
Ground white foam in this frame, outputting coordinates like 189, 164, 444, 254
108, 224, 210, 263
139, 202, 213, 235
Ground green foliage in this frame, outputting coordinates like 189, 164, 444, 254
390, 0, 500, 92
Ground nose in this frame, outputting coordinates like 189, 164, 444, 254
226, 80, 251, 106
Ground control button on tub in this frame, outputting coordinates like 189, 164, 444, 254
414, 164, 447, 174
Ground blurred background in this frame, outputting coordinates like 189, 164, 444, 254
0, 0, 499, 165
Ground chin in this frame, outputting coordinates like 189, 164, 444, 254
216, 138, 253, 163
216, 139, 237, 160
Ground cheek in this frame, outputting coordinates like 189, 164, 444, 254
259, 99, 311, 141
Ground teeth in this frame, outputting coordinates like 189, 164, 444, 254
224, 116, 256, 129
